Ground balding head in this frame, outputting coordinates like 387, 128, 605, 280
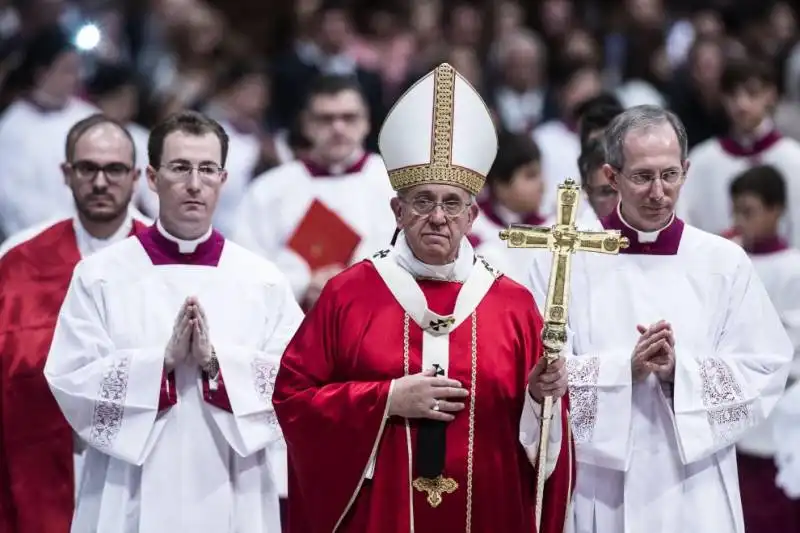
494, 29, 544, 66
62, 115, 139, 227
493, 30, 545, 90
65, 114, 135, 164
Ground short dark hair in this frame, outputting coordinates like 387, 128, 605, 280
720, 58, 777, 95
214, 58, 268, 94
7, 24, 75, 92
576, 93, 624, 145
303, 74, 366, 111
729, 164, 786, 209
86, 62, 139, 99
486, 131, 541, 187
148, 110, 229, 168
552, 58, 599, 93
65, 114, 136, 163
578, 137, 606, 187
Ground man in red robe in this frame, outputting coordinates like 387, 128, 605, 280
0, 114, 149, 533
274, 63, 574, 533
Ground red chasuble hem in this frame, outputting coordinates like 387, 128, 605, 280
158, 370, 177, 411
202, 370, 233, 412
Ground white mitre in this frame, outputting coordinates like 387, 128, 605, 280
378, 63, 498, 196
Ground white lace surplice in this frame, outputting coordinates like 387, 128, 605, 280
44, 237, 302, 533
527, 224, 792, 533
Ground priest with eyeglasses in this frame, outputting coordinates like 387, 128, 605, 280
273, 63, 574, 533
44, 111, 302, 533
526, 105, 793, 533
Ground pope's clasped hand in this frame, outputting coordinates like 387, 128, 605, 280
388, 368, 469, 422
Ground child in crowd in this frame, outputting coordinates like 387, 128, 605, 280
729, 164, 800, 531
469, 131, 544, 284
680, 58, 800, 246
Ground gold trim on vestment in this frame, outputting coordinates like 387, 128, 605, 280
387, 63, 487, 196
465, 312, 478, 532
405, 311, 478, 531
404, 314, 416, 533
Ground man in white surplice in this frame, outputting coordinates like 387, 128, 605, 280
44, 110, 303, 533
526, 105, 793, 533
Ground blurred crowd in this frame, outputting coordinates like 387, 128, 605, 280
5, 0, 800, 530
2, 0, 800, 237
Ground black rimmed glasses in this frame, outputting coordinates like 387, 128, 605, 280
68, 160, 133, 183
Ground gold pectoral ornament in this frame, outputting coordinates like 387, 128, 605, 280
413, 475, 459, 508
499, 179, 629, 530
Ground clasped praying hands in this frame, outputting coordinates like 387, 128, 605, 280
164, 296, 214, 372
631, 320, 676, 383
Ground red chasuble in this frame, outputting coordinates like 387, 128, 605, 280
0, 218, 146, 533
274, 261, 574, 533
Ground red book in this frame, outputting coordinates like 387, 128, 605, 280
286, 199, 361, 272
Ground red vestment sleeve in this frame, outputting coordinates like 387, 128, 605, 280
158, 370, 178, 411
0, 220, 90, 533
273, 284, 392, 533
201, 370, 232, 412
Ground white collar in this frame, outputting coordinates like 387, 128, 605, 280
319, 149, 366, 175
156, 219, 212, 253
393, 231, 475, 282
493, 201, 524, 225
617, 203, 674, 243
735, 118, 775, 148
296, 42, 357, 74
72, 211, 133, 257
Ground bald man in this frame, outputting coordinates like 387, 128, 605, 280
0, 114, 149, 533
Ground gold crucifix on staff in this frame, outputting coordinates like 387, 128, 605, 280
499, 178, 629, 529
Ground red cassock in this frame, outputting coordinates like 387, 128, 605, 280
273, 261, 574, 533
0, 218, 145, 533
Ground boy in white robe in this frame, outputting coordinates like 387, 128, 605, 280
728, 164, 800, 530
0, 25, 98, 237
533, 60, 602, 218
678, 57, 800, 247
528, 105, 793, 533
44, 110, 303, 533
202, 59, 271, 236
469, 131, 546, 283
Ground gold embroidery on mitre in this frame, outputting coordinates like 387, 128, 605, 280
387, 63, 487, 196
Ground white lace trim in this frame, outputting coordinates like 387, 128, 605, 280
90, 356, 131, 449
252, 357, 281, 434
699, 357, 753, 445
566, 356, 601, 443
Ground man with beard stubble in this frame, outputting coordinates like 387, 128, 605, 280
0, 114, 149, 533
